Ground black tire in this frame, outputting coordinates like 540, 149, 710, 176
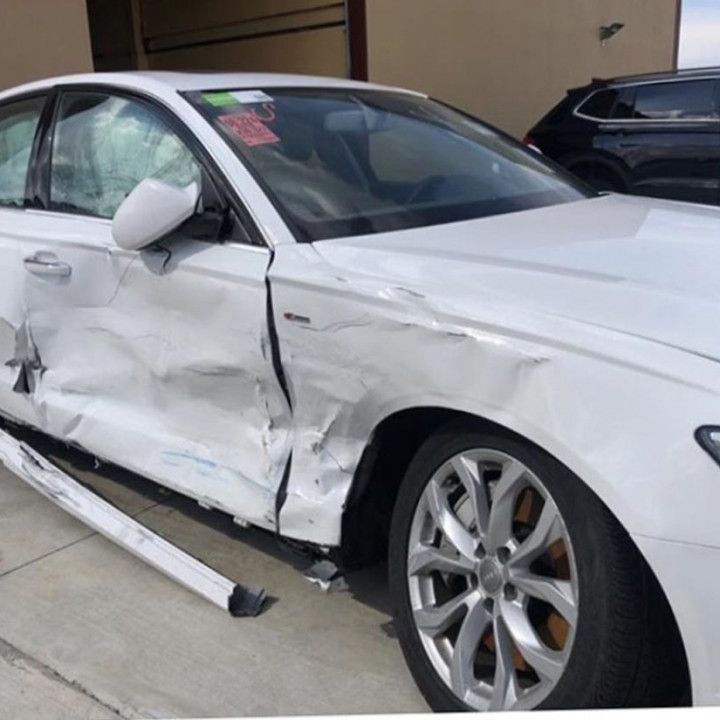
388, 420, 688, 712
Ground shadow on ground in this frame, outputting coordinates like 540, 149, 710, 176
1, 419, 393, 618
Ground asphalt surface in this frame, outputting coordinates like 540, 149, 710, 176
0, 428, 427, 718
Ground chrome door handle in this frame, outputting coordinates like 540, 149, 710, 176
23, 252, 72, 278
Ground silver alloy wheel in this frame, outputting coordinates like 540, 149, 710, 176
407, 448, 579, 711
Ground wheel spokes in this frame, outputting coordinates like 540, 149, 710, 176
507, 499, 564, 568
499, 597, 565, 683
486, 459, 526, 553
408, 448, 578, 712
511, 572, 578, 627
450, 454, 490, 540
449, 598, 493, 702
490, 612, 521, 711
407, 542, 476, 577
413, 587, 479, 638
425, 478, 478, 561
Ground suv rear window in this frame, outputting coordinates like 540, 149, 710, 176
633, 80, 719, 120
577, 89, 619, 119
577, 87, 636, 120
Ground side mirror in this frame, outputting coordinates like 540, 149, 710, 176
112, 179, 200, 251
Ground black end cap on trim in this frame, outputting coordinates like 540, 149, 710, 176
228, 585, 267, 617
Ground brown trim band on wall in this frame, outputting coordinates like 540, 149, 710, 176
346, 0, 368, 80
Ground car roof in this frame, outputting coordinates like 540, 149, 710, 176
0, 71, 422, 104
600, 66, 720, 88
563, 66, 720, 98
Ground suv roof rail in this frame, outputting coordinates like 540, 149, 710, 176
568, 66, 720, 96
611, 66, 720, 84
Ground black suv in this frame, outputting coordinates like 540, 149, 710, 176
526, 68, 720, 205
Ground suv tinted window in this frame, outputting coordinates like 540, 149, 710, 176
611, 88, 636, 120
0, 96, 45, 208
50, 92, 201, 218
578, 89, 619, 119
633, 80, 719, 120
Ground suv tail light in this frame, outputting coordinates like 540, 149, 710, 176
523, 134, 543, 154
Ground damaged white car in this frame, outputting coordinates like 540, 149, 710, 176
1, 71, 719, 712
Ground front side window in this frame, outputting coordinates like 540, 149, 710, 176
50, 92, 201, 218
632, 80, 719, 121
187, 89, 591, 242
0, 96, 45, 208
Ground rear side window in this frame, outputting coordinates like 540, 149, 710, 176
577, 89, 619, 119
0, 96, 45, 209
577, 87, 636, 120
610, 88, 636, 119
633, 80, 719, 120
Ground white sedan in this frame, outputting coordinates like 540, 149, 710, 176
1, 71, 719, 712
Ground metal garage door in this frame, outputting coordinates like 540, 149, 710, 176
89, 0, 359, 79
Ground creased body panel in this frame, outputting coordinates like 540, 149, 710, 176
1, 208, 291, 530
270, 211, 720, 549
0, 209, 33, 423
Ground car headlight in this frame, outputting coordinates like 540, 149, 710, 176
696, 426, 720, 465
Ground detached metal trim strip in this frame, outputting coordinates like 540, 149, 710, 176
0, 426, 265, 617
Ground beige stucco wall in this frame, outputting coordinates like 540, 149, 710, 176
366, 0, 679, 137
0, 0, 93, 90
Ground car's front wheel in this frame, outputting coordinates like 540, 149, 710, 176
389, 421, 687, 711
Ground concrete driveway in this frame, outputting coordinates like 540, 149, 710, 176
0, 428, 427, 718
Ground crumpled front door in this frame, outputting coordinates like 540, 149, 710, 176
10, 210, 292, 532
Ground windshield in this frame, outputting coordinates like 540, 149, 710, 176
187, 88, 593, 242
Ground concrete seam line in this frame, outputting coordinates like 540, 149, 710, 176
0, 636, 129, 718
0, 478, 172, 580
0, 427, 266, 617
0, 530, 97, 579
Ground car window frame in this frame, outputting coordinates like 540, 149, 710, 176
27, 83, 267, 248
574, 88, 620, 121
573, 76, 720, 125
0, 90, 51, 212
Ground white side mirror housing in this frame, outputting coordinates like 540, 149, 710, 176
112, 179, 200, 251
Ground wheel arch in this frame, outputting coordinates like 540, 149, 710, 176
558, 150, 632, 191
339, 404, 692, 704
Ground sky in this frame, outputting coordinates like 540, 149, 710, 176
678, 0, 720, 68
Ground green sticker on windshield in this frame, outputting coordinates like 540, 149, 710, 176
203, 92, 240, 107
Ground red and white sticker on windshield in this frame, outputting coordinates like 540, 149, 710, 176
219, 111, 280, 147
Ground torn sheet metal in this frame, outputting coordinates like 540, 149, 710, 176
0, 425, 266, 617
5, 321, 46, 394
0, 208, 292, 536
5, 172, 720, 562
268, 199, 720, 549
302, 560, 348, 593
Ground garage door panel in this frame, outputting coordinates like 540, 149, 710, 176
147, 26, 348, 78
